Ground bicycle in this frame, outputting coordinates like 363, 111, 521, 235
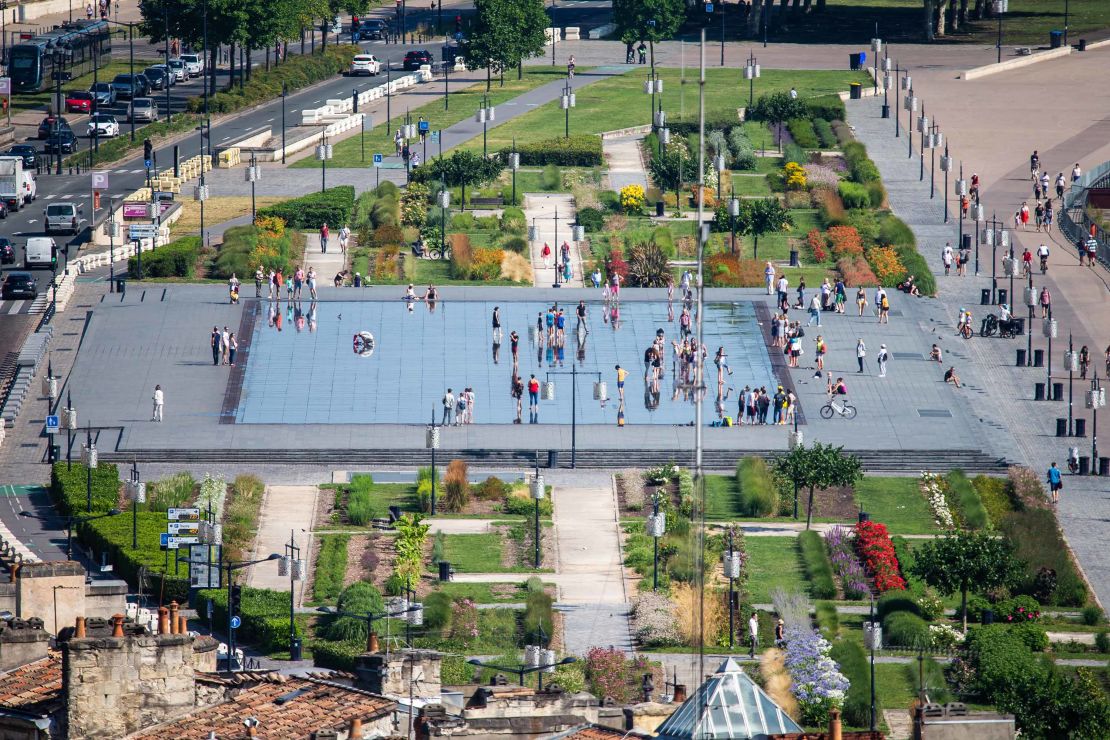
820, 395, 857, 419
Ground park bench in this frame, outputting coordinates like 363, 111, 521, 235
469, 196, 504, 206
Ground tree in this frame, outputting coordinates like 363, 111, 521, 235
911, 531, 1016, 631
466, 0, 532, 90
773, 443, 862, 530
613, 0, 684, 44
411, 150, 502, 205
737, 198, 793, 259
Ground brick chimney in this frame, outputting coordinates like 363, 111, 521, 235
0, 617, 50, 673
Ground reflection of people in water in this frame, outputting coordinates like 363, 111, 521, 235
617, 402, 625, 427
308, 301, 318, 332
492, 341, 500, 364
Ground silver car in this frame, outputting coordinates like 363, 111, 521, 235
128, 97, 158, 123
167, 58, 187, 82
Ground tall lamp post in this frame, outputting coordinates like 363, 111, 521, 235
438, 189, 449, 258
1044, 316, 1058, 401
1088, 373, 1105, 474
880, 50, 891, 119
1065, 335, 1077, 433
224, 553, 282, 671
723, 533, 742, 648
940, 146, 952, 221
970, 200, 984, 276
916, 104, 928, 181
928, 121, 941, 199
870, 37, 882, 97
426, 408, 440, 514
714, 152, 727, 201
541, 366, 603, 467
743, 52, 759, 106
81, 426, 97, 512
983, 214, 1008, 304
316, 130, 332, 192
245, 152, 260, 223
280, 82, 287, 164
1026, 273, 1035, 367
560, 79, 575, 139
994, 0, 1008, 64
530, 474, 545, 568
509, 145, 520, 205
476, 96, 494, 156
865, 594, 881, 731
279, 532, 304, 661
905, 87, 917, 158
125, 462, 145, 550
647, 493, 665, 591
898, 68, 912, 139
728, 194, 739, 254
644, 73, 662, 130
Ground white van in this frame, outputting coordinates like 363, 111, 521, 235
24, 237, 57, 269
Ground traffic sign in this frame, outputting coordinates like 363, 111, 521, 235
168, 535, 200, 549
143, 158, 152, 169
169, 522, 200, 535
169, 507, 200, 521
705, 2, 713, 11
430, 131, 440, 142
418, 120, 430, 132
45, 415, 59, 433
91, 172, 109, 190
230, 616, 241, 630
373, 153, 383, 166
129, 225, 157, 240
0, 78, 9, 96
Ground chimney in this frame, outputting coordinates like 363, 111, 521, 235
178, 615, 188, 635
672, 684, 687, 703
366, 631, 379, 654
158, 607, 169, 635
349, 717, 363, 738
247, 725, 258, 737
74, 616, 86, 638
111, 614, 124, 638
829, 707, 842, 740
168, 601, 180, 634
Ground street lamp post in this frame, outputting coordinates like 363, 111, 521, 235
542, 366, 602, 467
82, 425, 97, 512
530, 475, 545, 568
1044, 316, 1057, 400
644, 73, 662, 130
126, 462, 144, 549
1066, 335, 1076, 433
971, 201, 984, 276
994, 0, 1008, 64
509, 145, 520, 205
1089, 373, 1105, 474
426, 407, 440, 514
984, 213, 1008, 304
729, 195, 739, 255
281, 83, 287, 164
904, 85, 916, 157
867, 594, 879, 731
438, 189, 449, 259
870, 37, 882, 97
224, 553, 282, 671
317, 131, 332, 192
880, 51, 891, 119
246, 152, 260, 223
714, 153, 726, 201
940, 146, 952, 220
724, 532, 741, 647
476, 96, 495, 156
648, 492, 665, 591
928, 122, 941, 199
917, 104, 928, 181
743, 51, 759, 106
1026, 272, 1035, 367
279, 532, 304, 661
560, 80, 575, 139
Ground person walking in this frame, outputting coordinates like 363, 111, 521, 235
856, 287, 868, 317
807, 293, 822, 326
210, 326, 220, 366
748, 612, 759, 658
1046, 462, 1062, 505
878, 290, 890, 324
151, 385, 164, 422
528, 375, 540, 415
442, 388, 455, 425
942, 242, 953, 276
1039, 286, 1051, 318
254, 265, 264, 297
856, 338, 866, 373
320, 222, 330, 253
541, 242, 551, 268
1079, 345, 1090, 379
877, 343, 889, 378
220, 326, 230, 365
512, 374, 524, 423
576, 300, 588, 334
615, 364, 628, 401
339, 224, 351, 255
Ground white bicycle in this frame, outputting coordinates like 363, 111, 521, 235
820, 395, 857, 420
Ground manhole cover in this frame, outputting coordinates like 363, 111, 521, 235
917, 409, 952, 418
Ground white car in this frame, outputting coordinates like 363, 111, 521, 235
167, 58, 187, 82
179, 53, 204, 77
349, 54, 382, 76
87, 114, 120, 138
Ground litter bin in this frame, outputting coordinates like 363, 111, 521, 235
1050, 30, 1064, 49
290, 637, 302, 662
1033, 349, 1044, 367
1056, 418, 1068, 437
982, 609, 994, 626
1079, 456, 1090, 475
388, 505, 402, 523
849, 53, 861, 70
655, 201, 664, 217
849, 82, 862, 100
980, 288, 991, 305
962, 233, 972, 250
438, 561, 452, 581
547, 449, 559, 469
997, 288, 1008, 306
1052, 382, 1064, 401
116, 278, 126, 294
1011, 317, 1025, 336
881, 104, 890, 119
1100, 457, 1109, 476
1034, 382, 1046, 401
1016, 348, 1027, 366
1075, 418, 1087, 437
1079, 39, 1087, 51
789, 249, 799, 267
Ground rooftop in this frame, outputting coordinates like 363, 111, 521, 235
0, 652, 61, 713
548, 725, 654, 739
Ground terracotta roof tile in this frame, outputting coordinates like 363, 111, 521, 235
0, 653, 62, 712
563, 726, 652, 739
129, 676, 396, 740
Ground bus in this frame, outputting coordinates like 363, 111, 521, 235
8, 20, 112, 93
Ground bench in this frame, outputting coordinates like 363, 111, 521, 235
1015, 46, 1032, 56
469, 197, 504, 206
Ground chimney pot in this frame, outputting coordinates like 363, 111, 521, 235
111, 614, 125, 638
168, 601, 180, 634
158, 606, 170, 635
350, 717, 363, 738
178, 615, 188, 635
367, 631, 380, 654
672, 684, 687, 703
74, 616, 86, 638
829, 706, 843, 740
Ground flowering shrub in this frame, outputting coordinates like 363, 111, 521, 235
825, 525, 869, 600
998, 595, 1042, 623
705, 254, 764, 287
805, 229, 829, 262
630, 592, 682, 647
583, 647, 654, 703
783, 626, 849, 726
865, 246, 907, 286
783, 162, 808, 190
604, 248, 629, 282
448, 598, 479, 644
928, 623, 965, 650
803, 163, 841, 191
854, 521, 906, 593
619, 184, 646, 214
920, 472, 955, 529
466, 247, 504, 281
827, 226, 864, 258
836, 257, 879, 287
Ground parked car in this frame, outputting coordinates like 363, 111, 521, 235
179, 53, 203, 77
87, 114, 120, 138
43, 203, 85, 235
349, 54, 382, 76
167, 58, 186, 82
65, 90, 95, 113
0, 202, 8, 221
128, 98, 157, 123
0, 238, 15, 264
90, 82, 117, 108
43, 128, 79, 154
358, 19, 388, 40
37, 115, 67, 139
142, 66, 167, 90
403, 50, 433, 70
4, 145, 38, 169
111, 73, 137, 100
1, 272, 37, 300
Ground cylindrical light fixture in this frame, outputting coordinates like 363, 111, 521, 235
531, 476, 545, 500
438, 190, 450, 209
955, 178, 967, 195
541, 381, 555, 401
593, 381, 607, 400
940, 155, 952, 172
426, 425, 440, 449
1065, 350, 1079, 372
572, 225, 585, 241
1043, 318, 1058, 338
509, 152, 520, 170
729, 198, 740, 217
660, 128, 671, 145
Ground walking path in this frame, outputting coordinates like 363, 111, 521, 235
605, 135, 649, 191
247, 485, 318, 607
525, 194, 584, 288
302, 232, 346, 284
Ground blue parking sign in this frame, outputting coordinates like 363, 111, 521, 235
373, 153, 383, 166
705, 2, 713, 11
418, 120, 430, 132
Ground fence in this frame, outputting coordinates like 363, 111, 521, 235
1059, 159, 1110, 268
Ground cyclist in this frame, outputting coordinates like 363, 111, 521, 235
567, 55, 576, 77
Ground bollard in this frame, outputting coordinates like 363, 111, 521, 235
1052, 382, 1063, 402
1075, 418, 1087, 437
1079, 456, 1090, 475
1033, 349, 1044, 367
1016, 349, 1027, 366
980, 288, 991, 306
1034, 382, 1045, 401
1100, 457, 1109, 477
1056, 419, 1067, 437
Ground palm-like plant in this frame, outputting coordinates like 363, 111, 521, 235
627, 241, 671, 287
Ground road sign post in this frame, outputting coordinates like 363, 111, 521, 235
373, 152, 382, 186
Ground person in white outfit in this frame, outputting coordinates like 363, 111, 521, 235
152, 385, 164, 421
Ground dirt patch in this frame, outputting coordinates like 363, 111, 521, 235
806, 485, 858, 521
616, 470, 680, 517
343, 535, 372, 587
315, 487, 340, 528
500, 522, 557, 570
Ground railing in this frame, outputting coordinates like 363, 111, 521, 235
1059, 160, 1110, 268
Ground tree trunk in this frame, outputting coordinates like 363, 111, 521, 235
209, 47, 217, 98
805, 485, 814, 529
228, 43, 235, 93
500, 67, 504, 87
486, 63, 491, 91
301, 27, 305, 56
265, 46, 270, 72
747, 1, 760, 35
924, 0, 935, 42
321, 22, 328, 50
958, 0, 968, 27
960, 582, 968, 632
517, 61, 522, 80
936, 0, 949, 36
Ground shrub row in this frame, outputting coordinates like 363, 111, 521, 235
197, 586, 302, 652
798, 531, 836, 600
354, 182, 400, 235
830, 639, 870, 727
813, 118, 837, 149
128, 236, 200, 278
787, 118, 819, 149
945, 470, 989, 529
312, 535, 349, 604
883, 610, 930, 648
188, 46, 359, 115
347, 474, 381, 525
735, 457, 777, 516
210, 224, 295, 280
311, 639, 364, 671
1001, 507, 1088, 606
498, 134, 602, 167
843, 142, 881, 184
838, 181, 870, 209
51, 461, 120, 516
67, 113, 201, 168
258, 186, 356, 230
806, 95, 847, 123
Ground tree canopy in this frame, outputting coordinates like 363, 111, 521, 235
911, 530, 1017, 631
773, 442, 862, 529
466, 0, 549, 87
613, 0, 685, 45
738, 198, 794, 260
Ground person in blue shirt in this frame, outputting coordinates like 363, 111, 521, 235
1046, 462, 1062, 505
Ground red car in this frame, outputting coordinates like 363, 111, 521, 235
65, 91, 95, 113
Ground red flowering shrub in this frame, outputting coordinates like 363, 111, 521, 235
854, 521, 906, 593
827, 226, 864, 258
605, 249, 629, 283
805, 229, 829, 262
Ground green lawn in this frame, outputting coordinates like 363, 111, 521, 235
469, 68, 869, 152
704, 474, 743, 520
744, 537, 808, 603
441, 534, 504, 572
854, 477, 939, 535
412, 258, 521, 286
429, 581, 551, 604
292, 67, 572, 169
730, 173, 773, 197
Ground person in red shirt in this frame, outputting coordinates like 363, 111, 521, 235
528, 375, 540, 414
320, 223, 330, 253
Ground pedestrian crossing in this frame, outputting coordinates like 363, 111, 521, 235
108, 168, 146, 174
0, 294, 48, 315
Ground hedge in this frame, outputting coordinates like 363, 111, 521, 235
843, 142, 881, 184
882, 611, 930, 648
209, 224, 295, 280
830, 639, 870, 727
312, 639, 365, 671
876, 589, 921, 622
83, 509, 191, 604
197, 586, 303, 653
787, 118, 819, 149
257, 186, 356, 230
523, 590, 555, 645
312, 535, 349, 604
945, 470, 989, 530
806, 95, 847, 123
735, 457, 777, 517
498, 134, 602, 167
838, 181, 870, 209
188, 45, 359, 115
798, 531, 836, 600
128, 236, 200, 278
51, 461, 120, 516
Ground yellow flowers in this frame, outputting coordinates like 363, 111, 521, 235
619, 183, 646, 213
783, 161, 808, 191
